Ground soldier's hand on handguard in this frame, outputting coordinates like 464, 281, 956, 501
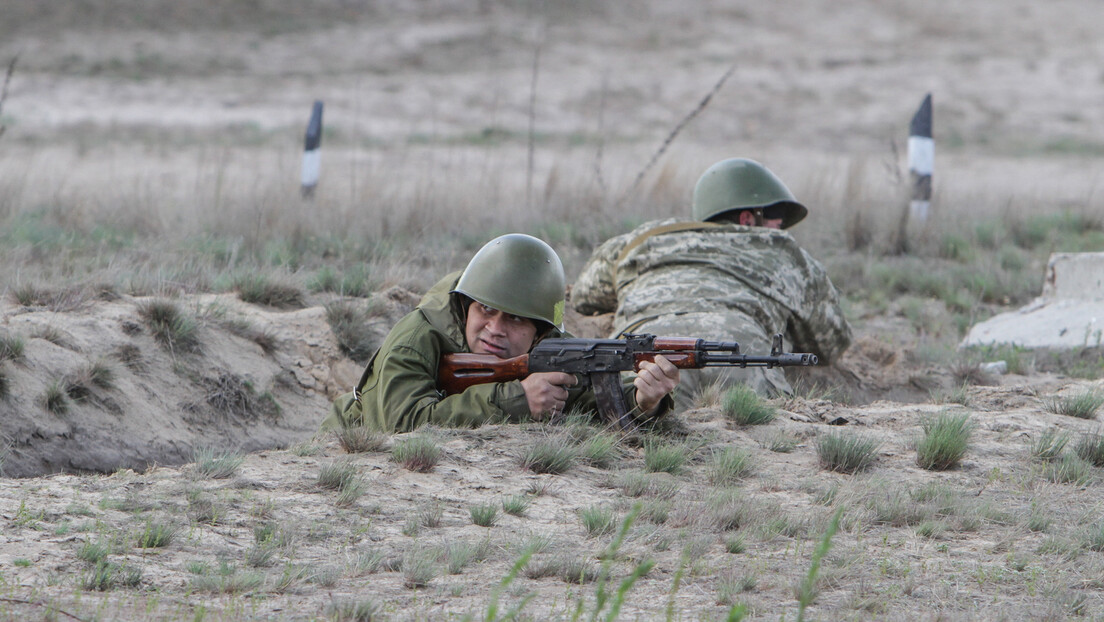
522, 372, 577, 421
634, 355, 680, 414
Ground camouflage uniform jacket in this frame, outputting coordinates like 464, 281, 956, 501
322, 271, 665, 434
572, 218, 852, 397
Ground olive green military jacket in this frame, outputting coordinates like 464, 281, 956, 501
321, 271, 665, 434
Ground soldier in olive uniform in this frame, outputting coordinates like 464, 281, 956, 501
572, 158, 851, 409
321, 233, 680, 434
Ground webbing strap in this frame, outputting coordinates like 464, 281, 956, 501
614, 221, 722, 265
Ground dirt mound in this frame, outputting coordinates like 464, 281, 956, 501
0, 291, 416, 478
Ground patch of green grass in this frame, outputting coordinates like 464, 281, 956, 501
579, 505, 616, 537
931, 382, 971, 406
1074, 428, 1104, 467
79, 562, 143, 591
77, 540, 111, 565
325, 300, 381, 363
1031, 428, 1071, 462
244, 543, 277, 568
520, 436, 577, 474
335, 426, 389, 454
0, 366, 9, 400
308, 265, 375, 297
762, 429, 799, 453
559, 556, 600, 584
502, 494, 531, 517
318, 459, 361, 494
446, 538, 491, 574
614, 471, 679, 499
469, 502, 498, 527
577, 432, 622, 468
1085, 522, 1104, 552
43, 379, 70, 414
138, 299, 201, 354
190, 567, 265, 594
643, 440, 691, 475
722, 385, 776, 425
816, 431, 879, 474
709, 446, 755, 485
724, 533, 747, 554
402, 548, 438, 589
134, 521, 177, 548
1043, 453, 1095, 485
234, 272, 305, 308
192, 447, 244, 479
0, 332, 24, 362
391, 435, 441, 472
916, 412, 973, 470
221, 318, 279, 354
707, 489, 751, 531
328, 599, 382, 622
1043, 390, 1104, 419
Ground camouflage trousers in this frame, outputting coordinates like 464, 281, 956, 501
624, 312, 792, 412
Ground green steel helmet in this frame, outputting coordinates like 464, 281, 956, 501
452, 233, 566, 331
691, 158, 808, 228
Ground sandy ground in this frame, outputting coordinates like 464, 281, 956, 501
2, 1, 1104, 620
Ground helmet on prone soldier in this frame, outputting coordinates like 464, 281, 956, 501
452, 233, 566, 331
691, 158, 808, 228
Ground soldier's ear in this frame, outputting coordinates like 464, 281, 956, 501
738, 210, 756, 226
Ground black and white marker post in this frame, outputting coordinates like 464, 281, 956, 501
907, 93, 933, 223
300, 100, 324, 198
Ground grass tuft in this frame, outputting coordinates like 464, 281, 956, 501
579, 505, 616, 537
0, 332, 24, 362
722, 385, 776, 425
325, 300, 381, 363
709, 446, 755, 485
520, 436, 577, 474
192, 447, 244, 479
328, 599, 382, 622
916, 412, 973, 470
643, 440, 691, 475
79, 562, 142, 591
816, 431, 879, 474
138, 299, 202, 354
1031, 428, 1071, 462
336, 426, 389, 454
234, 273, 306, 308
1074, 428, 1104, 467
502, 493, 531, 517
469, 502, 498, 527
391, 435, 442, 472
1043, 390, 1104, 419
43, 379, 70, 414
134, 521, 177, 548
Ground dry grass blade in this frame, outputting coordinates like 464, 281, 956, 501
616, 63, 735, 207
0, 54, 15, 139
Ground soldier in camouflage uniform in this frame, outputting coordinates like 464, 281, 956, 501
572, 158, 851, 409
321, 233, 680, 434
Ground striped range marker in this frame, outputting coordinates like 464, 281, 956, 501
301, 100, 324, 198
907, 93, 933, 222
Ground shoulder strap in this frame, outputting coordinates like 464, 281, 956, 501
615, 221, 722, 265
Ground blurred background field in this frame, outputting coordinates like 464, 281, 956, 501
2, 0, 1104, 369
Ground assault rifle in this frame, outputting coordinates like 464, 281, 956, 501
438, 333, 817, 430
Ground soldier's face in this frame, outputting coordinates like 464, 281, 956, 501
465, 302, 539, 359
738, 209, 783, 229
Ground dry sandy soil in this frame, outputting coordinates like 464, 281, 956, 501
2, 1, 1104, 620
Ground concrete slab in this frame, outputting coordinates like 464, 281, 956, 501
962, 252, 1104, 350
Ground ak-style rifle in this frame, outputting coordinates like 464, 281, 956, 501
438, 333, 817, 429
